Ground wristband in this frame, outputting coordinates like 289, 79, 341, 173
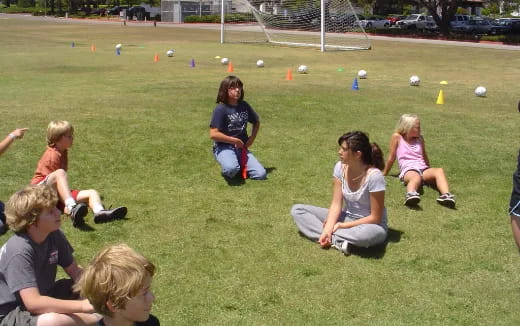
8, 133, 16, 140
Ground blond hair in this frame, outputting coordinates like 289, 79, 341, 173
47, 120, 74, 146
5, 185, 58, 233
77, 244, 156, 317
395, 114, 420, 137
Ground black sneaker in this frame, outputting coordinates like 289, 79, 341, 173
70, 203, 88, 227
437, 193, 456, 208
404, 191, 421, 206
94, 206, 127, 224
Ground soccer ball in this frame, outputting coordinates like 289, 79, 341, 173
166, 50, 175, 57
475, 86, 487, 97
298, 65, 308, 74
256, 59, 264, 68
115, 44, 122, 50
221, 57, 229, 65
409, 75, 420, 86
357, 70, 367, 79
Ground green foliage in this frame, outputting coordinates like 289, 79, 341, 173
1, 16, 520, 325
184, 14, 252, 24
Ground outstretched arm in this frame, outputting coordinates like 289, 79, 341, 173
0, 128, 28, 157
245, 121, 260, 148
382, 133, 400, 176
421, 136, 430, 166
209, 127, 244, 148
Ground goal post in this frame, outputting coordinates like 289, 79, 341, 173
220, 0, 371, 51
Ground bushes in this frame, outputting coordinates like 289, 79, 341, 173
184, 13, 252, 24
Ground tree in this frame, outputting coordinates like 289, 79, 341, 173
410, 0, 464, 35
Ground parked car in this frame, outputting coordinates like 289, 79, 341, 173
396, 14, 436, 30
108, 6, 128, 16
456, 19, 507, 34
359, 16, 390, 29
386, 15, 406, 26
92, 8, 107, 16
450, 14, 471, 29
495, 18, 520, 34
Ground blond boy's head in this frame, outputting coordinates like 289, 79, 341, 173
78, 244, 156, 317
5, 185, 58, 233
47, 120, 74, 146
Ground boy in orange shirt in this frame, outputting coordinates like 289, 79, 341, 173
31, 120, 127, 227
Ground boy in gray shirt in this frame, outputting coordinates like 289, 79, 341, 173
0, 185, 99, 326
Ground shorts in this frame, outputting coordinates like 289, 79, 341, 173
0, 306, 37, 326
399, 168, 430, 183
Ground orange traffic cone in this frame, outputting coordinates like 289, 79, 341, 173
227, 62, 234, 72
154, 53, 159, 62
285, 69, 293, 81
90, 44, 96, 52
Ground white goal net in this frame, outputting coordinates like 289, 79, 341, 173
221, 0, 371, 51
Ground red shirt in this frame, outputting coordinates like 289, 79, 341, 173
31, 146, 68, 184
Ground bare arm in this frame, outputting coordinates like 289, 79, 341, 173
63, 260, 82, 283
319, 178, 344, 247
333, 190, 385, 232
19, 287, 94, 315
209, 127, 244, 148
382, 133, 400, 176
0, 128, 28, 157
420, 136, 430, 166
245, 121, 260, 148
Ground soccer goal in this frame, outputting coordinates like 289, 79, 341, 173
220, 0, 371, 51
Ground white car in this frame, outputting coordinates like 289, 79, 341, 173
360, 16, 391, 29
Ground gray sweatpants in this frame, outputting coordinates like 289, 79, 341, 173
291, 204, 387, 248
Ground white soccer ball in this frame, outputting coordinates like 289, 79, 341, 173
298, 65, 308, 74
221, 57, 229, 65
475, 86, 487, 97
256, 59, 264, 68
166, 50, 175, 57
409, 75, 420, 86
357, 69, 367, 79
115, 44, 122, 50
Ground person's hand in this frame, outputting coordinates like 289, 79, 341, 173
10, 128, 28, 139
232, 138, 244, 149
245, 137, 255, 148
318, 230, 332, 248
81, 299, 95, 313
333, 222, 345, 233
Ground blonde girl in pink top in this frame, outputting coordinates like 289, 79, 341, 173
382, 114, 455, 208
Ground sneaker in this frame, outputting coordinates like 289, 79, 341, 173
404, 191, 421, 206
94, 206, 127, 224
70, 203, 88, 227
332, 241, 352, 256
437, 193, 456, 208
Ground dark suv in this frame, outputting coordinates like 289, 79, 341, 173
108, 6, 128, 15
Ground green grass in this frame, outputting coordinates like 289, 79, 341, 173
1, 16, 520, 325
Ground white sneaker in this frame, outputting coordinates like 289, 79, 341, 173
332, 241, 352, 256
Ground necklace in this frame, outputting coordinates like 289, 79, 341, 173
343, 165, 366, 182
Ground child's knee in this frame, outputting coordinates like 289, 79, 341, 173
250, 166, 267, 180
221, 164, 240, 178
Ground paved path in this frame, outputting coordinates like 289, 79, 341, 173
2, 13, 519, 51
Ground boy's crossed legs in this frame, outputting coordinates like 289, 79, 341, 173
44, 169, 127, 226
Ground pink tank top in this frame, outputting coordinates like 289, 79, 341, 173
396, 135, 429, 179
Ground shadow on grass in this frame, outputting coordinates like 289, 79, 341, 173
75, 223, 96, 232
347, 228, 404, 259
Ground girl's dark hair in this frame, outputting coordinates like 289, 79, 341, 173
216, 75, 244, 104
338, 131, 385, 171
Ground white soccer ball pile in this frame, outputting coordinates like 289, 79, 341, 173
298, 65, 308, 74
474, 86, 487, 97
221, 57, 229, 65
256, 59, 264, 68
115, 44, 122, 50
357, 69, 367, 79
166, 50, 175, 57
409, 75, 420, 86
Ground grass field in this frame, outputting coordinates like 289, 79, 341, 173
1, 16, 520, 325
